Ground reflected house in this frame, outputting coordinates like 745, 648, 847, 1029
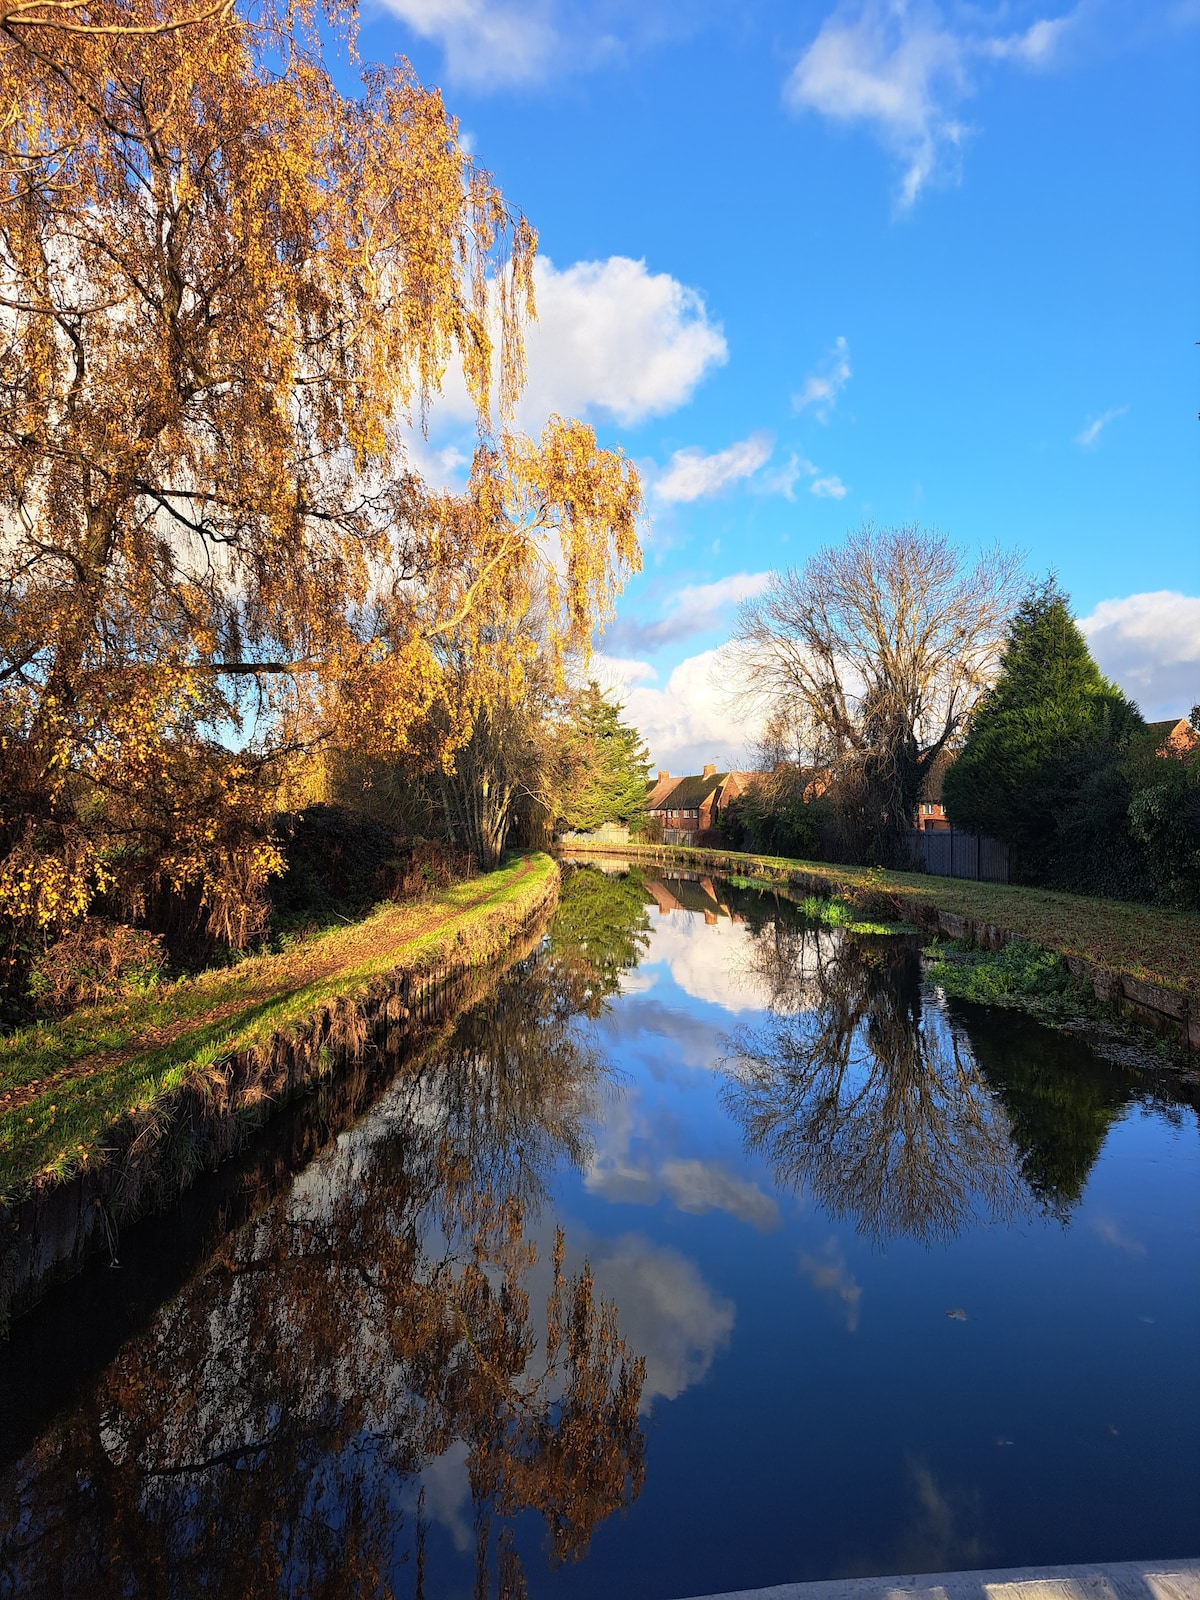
647, 765, 764, 845
646, 873, 727, 922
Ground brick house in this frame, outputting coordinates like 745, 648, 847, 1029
1147, 717, 1200, 758
647, 764, 764, 845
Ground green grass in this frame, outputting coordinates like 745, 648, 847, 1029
572, 841, 1200, 993
925, 938, 1076, 1008
0, 853, 557, 1200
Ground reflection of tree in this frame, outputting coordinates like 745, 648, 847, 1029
723, 935, 1025, 1244
0, 959, 645, 1599
731, 907, 840, 1015
551, 865, 652, 1015
950, 1001, 1200, 1218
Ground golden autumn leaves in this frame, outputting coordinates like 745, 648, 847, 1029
0, 0, 643, 954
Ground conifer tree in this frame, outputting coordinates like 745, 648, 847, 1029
943, 580, 1143, 882
558, 685, 651, 834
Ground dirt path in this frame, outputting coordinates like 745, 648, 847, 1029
0, 861, 534, 1115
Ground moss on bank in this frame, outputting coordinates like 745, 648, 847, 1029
0, 854, 558, 1202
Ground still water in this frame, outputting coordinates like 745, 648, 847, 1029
1, 863, 1198, 1598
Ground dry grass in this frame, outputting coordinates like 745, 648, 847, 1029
0, 854, 558, 1199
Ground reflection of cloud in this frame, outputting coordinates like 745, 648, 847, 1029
583, 1087, 778, 1230
799, 1238, 862, 1331
661, 1158, 780, 1231
419, 1440, 473, 1552
1092, 1216, 1147, 1257
645, 913, 773, 1016
598, 994, 728, 1064
895, 1456, 986, 1571
589, 1235, 735, 1407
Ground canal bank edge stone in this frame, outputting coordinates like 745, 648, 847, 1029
673, 1557, 1200, 1600
0, 858, 561, 1327
561, 841, 1198, 1053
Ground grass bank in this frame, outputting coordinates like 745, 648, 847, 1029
563, 841, 1200, 997
0, 853, 558, 1203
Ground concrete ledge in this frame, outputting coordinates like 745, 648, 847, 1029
674, 1558, 1200, 1600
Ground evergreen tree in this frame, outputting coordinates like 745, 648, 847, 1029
943, 580, 1144, 886
558, 684, 652, 834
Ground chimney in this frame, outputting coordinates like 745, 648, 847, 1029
702, 762, 717, 779
658, 770, 670, 781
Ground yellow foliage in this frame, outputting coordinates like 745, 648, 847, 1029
0, 0, 642, 953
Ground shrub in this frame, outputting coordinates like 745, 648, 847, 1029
29, 919, 165, 1016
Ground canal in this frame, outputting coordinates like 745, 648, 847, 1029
1, 862, 1197, 1597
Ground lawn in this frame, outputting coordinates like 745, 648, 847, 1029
0, 853, 558, 1200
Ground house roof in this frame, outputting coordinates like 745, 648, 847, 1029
646, 772, 678, 809
1144, 717, 1199, 753
654, 771, 729, 810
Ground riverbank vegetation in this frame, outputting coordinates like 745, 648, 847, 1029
567, 840, 1200, 995
0, 854, 557, 1201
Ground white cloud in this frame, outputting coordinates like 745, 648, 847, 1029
753, 451, 848, 501
785, 3, 1076, 208
793, 336, 852, 419
377, 0, 560, 88
655, 433, 774, 504
430, 254, 726, 431
1079, 591, 1200, 719
624, 642, 763, 771
603, 571, 771, 655
520, 256, 727, 428
984, 15, 1073, 64
1074, 404, 1128, 448
810, 473, 849, 499
587, 652, 658, 696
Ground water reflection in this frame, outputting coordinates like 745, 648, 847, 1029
3, 866, 1197, 1597
722, 932, 1026, 1244
0, 949, 646, 1600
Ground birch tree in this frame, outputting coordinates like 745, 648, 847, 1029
0, 0, 641, 976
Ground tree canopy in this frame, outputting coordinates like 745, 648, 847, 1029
734, 523, 1022, 864
0, 0, 642, 982
942, 580, 1143, 883
557, 683, 651, 835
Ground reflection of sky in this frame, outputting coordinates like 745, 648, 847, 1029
524, 887, 1200, 1599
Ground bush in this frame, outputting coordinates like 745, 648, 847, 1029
1128, 760, 1200, 911
29, 919, 165, 1016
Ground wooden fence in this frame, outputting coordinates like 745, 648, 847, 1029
907, 829, 1009, 883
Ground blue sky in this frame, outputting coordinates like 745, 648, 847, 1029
350, 0, 1198, 770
